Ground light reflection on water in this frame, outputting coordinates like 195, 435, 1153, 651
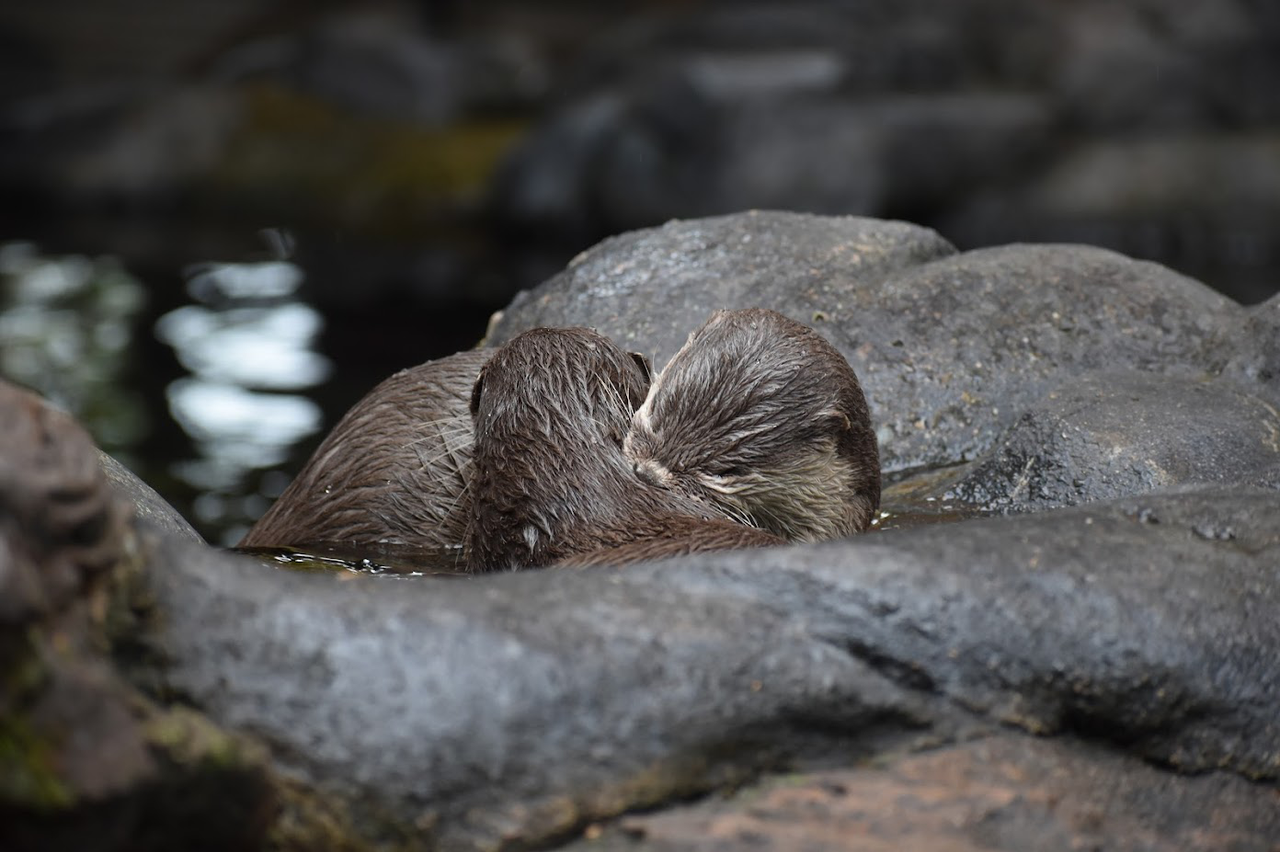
0, 241, 148, 451
155, 248, 331, 544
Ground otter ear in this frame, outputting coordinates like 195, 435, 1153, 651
469, 364, 487, 418
629, 351, 653, 384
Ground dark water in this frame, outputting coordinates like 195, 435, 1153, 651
0, 232, 505, 546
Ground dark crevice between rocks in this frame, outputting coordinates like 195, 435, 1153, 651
819, 634, 940, 694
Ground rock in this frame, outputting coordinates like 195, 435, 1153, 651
573, 734, 1280, 851
488, 74, 728, 246
131, 485, 1280, 850
0, 380, 274, 852
97, 450, 202, 544
0, 383, 132, 620
940, 134, 1280, 305
488, 212, 1239, 473
485, 210, 957, 368
483, 0, 1280, 303
940, 370, 1280, 512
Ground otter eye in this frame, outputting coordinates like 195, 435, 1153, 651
715, 464, 747, 478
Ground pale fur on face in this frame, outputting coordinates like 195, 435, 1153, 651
624, 308, 880, 541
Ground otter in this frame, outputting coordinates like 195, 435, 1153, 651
465, 326, 782, 572
240, 349, 490, 557
624, 308, 880, 541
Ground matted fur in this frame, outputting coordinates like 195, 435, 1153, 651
240, 349, 489, 555
625, 308, 880, 541
465, 326, 782, 571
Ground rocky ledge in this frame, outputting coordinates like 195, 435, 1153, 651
3, 211, 1278, 851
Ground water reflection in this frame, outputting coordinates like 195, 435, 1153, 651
155, 253, 331, 544
0, 241, 148, 451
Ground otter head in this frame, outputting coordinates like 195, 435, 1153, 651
624, 308, 880, 542
466, 326, 654, 570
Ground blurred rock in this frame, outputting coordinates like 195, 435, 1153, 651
0, 379, 273, 852
488, 0, 1280, 303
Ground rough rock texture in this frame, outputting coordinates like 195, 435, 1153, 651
488, 211, 1238, 473
941, 370, 1280, 512
568, 734, 1280, 852
130, 486, 1280, 850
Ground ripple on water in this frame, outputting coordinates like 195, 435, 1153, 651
235, 543, 471, 578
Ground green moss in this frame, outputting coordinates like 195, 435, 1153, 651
0, 627, 72, 808
142, 704, 267, 771
0, 714, 73, 809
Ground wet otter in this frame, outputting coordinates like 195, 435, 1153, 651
240, 349, 489, 557
625, 308, 880, 541
466, 326, 782, 571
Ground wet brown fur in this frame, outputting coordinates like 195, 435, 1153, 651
240, 349, 489, 556
465, 326, 783, 571
625, 308, 881, 541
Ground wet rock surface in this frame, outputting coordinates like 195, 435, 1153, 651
5, 212, 1280, 849
134, 486, 1280, 850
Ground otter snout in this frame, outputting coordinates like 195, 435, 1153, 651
633, 459, 672, 489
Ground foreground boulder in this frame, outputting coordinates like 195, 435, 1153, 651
0, 382, 273, 852
123, 485, 1280, 850
4, 212, 1279, 850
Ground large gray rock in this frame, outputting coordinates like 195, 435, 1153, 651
485, 210, 958, 370
137, 486, 1280, 850
488, 212, 1240, 473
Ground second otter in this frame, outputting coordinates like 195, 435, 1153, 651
625, 308, 881, 541
466, 326, 781, 571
